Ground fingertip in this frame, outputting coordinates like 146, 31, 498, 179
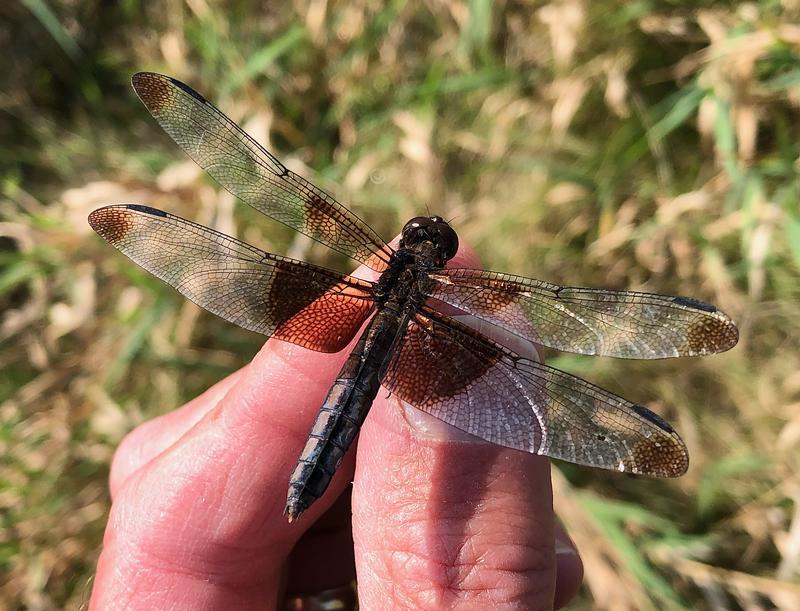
554, 548, 583, 609
554, 526, 583, 609
449, 240, 482, 269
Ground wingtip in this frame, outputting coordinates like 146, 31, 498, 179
664, 431, 690, 478
131, 71, 156, 90
628, 441, 689, 479
87, 205, 115, 231
87, 210, 99, 230
701, 309, 740, 356
719, 317, 740, 354
131, 71, 182, 111
131, 70, 207, 107
88, 204, 167, 242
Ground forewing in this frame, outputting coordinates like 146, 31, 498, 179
421, 269, 738, 359
89, 205, 374, 352
130, 72, 393, 271
381, 309, 688, 476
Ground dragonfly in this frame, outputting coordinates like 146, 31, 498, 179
89, 73, 739, 522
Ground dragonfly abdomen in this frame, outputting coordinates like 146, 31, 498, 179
285, 307, 403, 522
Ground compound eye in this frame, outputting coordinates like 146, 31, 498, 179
403, 216, 432, 231
402, 216, 433, 242
435, 222, 459, 260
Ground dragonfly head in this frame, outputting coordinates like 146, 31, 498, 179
400, 216, 459, 265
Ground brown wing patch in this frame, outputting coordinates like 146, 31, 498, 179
685, 315, 739, 356
625, 436, 689, 477
384, 312, 502, 407
131, 72, 174, 112
88, 206, 139, 243
304, 195, 342, 245
272, 273, 373, 352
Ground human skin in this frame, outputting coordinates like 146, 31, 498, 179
90, 238, 583, 610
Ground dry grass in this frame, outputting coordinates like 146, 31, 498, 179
1, 1, 799, 608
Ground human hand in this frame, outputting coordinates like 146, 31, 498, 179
90, 241, 583, 610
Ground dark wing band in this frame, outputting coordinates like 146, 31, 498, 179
89, 205, 374, 353
381, 308, 688, 477
130, 72, 393, 271
421, 268, 738, 359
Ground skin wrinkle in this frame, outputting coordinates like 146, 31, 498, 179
378, 516, 554, 606
108, 490, 286, 593
208, 454, 270, 543
110, 560, 281, 610
379, 548, 553, 609
106, 531, 204, 586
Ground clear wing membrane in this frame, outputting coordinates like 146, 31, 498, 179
88, 204, 374, 352
381, 309, 688, 476
130, 72, 393, 271
421, 269, 738, 359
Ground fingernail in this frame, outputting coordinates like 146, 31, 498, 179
554, 533, 583, 609
555, 528, 579, 557
450, 315, 543, 362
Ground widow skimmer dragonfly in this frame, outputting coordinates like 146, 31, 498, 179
89, 73, 739, 522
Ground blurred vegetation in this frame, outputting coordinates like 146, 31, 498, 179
1, 0, 799, 609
